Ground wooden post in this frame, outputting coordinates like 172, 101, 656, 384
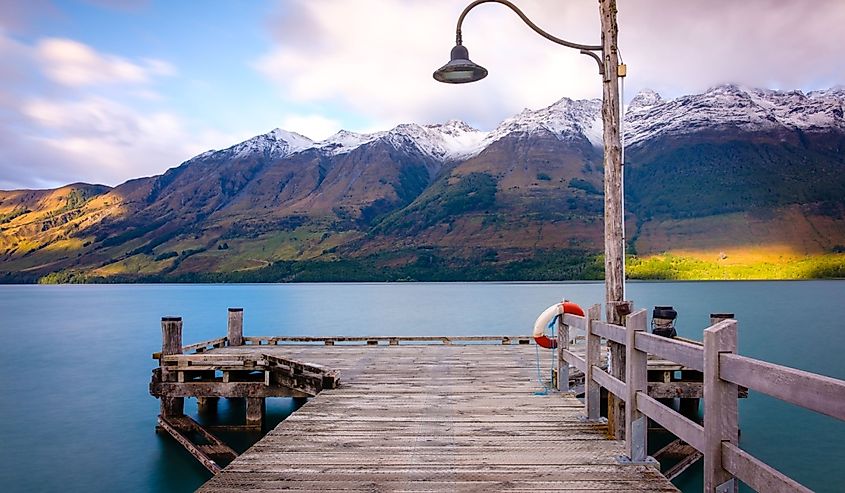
585, 304, 603, 420
704, 318, 739, 492
197, 397, 218, 415
246, 397, 265, 429
624, 309, 648, 462
606, 300, 631, 439
557, 313, 569, 391
160, 316, 184, 417
599, 0, 623, 304
710, 313, 735, 325
228, 308, 244, 346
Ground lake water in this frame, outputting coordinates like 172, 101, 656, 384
0, 281, 843, 492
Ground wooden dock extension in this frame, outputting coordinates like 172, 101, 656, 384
197, 343, 676, 492
152, 305, 845, 492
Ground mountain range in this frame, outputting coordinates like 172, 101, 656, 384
2, 84, 845, 282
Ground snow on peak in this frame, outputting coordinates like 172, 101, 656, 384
487, 96, 603, 147
313, 120, 489, 161
225, 128, 314, 159
195, 85, 845, 164
624, 84, 845, 147
628, 89, 664, 112
385, 122, 489, 161
267, 128, 314, 151
318, 130, 378, 155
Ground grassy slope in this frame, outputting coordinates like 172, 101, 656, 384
627, 251, 845, 280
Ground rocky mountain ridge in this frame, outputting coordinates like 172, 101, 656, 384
2, 84, 845, 282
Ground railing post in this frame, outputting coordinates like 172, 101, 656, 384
585, 304, 603, 420
160, 316, 184, 417
228, 308, 244, 346
607, 300, 632, 439
624, 309, 650, 462
704, 318, 739, 493
557, 313, 570, 391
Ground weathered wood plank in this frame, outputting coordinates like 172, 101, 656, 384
151, 381, 309, 398
585, 304, 603, 420
227, 308, 244, 346
634, 332, 704, 372
157, 415, 222, 474
243, 335, 531, 344
720, 353, 845, 421
722, 442, 812, 493
561, 349, 586, 373
180, 337, 228, 355
703, 319, 739, 492
188, 342, 677, 492
562, 312, 587, 332
592, 367, 626, 401
159, 317, 183, 417
625, 309, 649, 461
591, 321, 625, 344
636, 392, 705, 453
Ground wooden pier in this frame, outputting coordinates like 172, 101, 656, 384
151, 305, 845, 492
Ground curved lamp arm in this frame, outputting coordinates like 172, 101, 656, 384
455, 0, 604, 74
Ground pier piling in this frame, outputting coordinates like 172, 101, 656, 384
160, 316, 184, 417
227, 308, 243, 347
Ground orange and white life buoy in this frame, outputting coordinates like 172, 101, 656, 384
533, 301, 585, 349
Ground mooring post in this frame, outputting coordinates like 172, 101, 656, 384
557, 313, 570, 392
710, 313, 735, 326
585, 304, 603, 420
678, 313, 735, 422
624, 309, 649, 462
160, 316, 184, 417
704, 317, 739, 493
228, 308, 244, 346
607, 300, 632, 439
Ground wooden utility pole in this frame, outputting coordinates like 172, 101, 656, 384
599, 0, 626, 439
600, 0, 623, 318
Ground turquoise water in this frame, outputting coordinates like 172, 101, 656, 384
0, 281, 843, 492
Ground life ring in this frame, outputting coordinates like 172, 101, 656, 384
533, 301, 585, 349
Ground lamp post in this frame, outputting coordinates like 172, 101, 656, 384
434, 0, 624, 306
434, 0, 627, 436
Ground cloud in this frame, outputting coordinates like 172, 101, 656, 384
35, 37, 175, 87
254, 0, 845, 131
619, 0, 845, 95
0, 32, 199, 189
279, 114, 341, 141
254, 0, 599, 131
10, 97, 201, 185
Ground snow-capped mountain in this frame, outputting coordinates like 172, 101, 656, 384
5, 84, 845, 281
485, 97, 603, 147
200, 84, 845, 168
624, 84, 845, 147
318, 120, 489, 162
213, 128, 314, 160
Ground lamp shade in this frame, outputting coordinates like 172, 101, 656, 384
433, 44, 488, 84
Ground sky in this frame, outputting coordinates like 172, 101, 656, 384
1, 0, 844, 190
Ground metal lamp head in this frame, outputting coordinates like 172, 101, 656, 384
433, 44, 488, 84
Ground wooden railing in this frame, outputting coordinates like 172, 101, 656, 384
153, 335, 532, 359
557, 304, 845, 493
241, 335, 532, 346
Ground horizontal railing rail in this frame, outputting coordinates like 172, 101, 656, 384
242, 335, 532, 346
154, 335, 533, 358
556, 303, 844, 493
719, 353, 845, 422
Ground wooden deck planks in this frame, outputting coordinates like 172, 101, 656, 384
197, 344, 678, 492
